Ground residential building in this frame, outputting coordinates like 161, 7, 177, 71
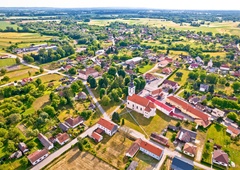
21, 78, 33, 86
158, 60, 169, 68
150, 88, 162, 98
146, 96, 174, 116
125, 57, 143, 65
162, 80, 178, 91
183, 143, 197, 157
211, 108, 225, 118
226, 125, 240, 137
59, 122, 69, 132
171, 156, 194, 170
65, 116, 84, 128
150, 133, 169, 146
18, 142, 29, 153
126, 138, 163, 160
55, 133, 70, 145
90, 132, 103, 142
168, 125, 180, 132
212, 150, 229, 167
162, 67, 172, 74
38, 133, 54, 150
9, 151, 22, 159
127, 94, 156, 118
199, 84, 209, 92
64, 65, 72, 71
27, 149, 49, 166
144, 73, 156, 82
188, 63, 199, 70
176, 128, 197, 143
166, 96, 211, 128
75, 91, 87, 100
97, 118, 118, 136
220, 64, 230, 71
78, 67, 99, 80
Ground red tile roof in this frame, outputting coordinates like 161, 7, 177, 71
227, 125, 240, 136
139, 139, 163, 157
79, 67, 98, 75
151, 88, 162, 96
27, 149, 48, 163
145, 73, 156, 81
126, 140, 140, 157
162, 67, 172, 74
213, 150, 229, 164
146, 96, 174, 112
56, 133, 69, 143
91, 132, 102, 142
98, 118, 117, 131
65, 116, 83, 127
163, 80, 178, 87
183, 143, 197, 155
167, 96, 210, 127
128, 94, 156, 109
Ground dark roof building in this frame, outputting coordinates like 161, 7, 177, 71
171, 156, 194, 170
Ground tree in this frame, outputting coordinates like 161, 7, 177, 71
88, 76, 97, 88
121, 119, 125, 125
101, 95, 111, 106
15, 57, 20, 64
100, 88, 106, 99
108, 67, 117, 76
200, 73, 206, 82
118, 69, 126, 78
227, 112, 238, 122
28, 71, 31, 77
71, 82, 80, 94
7, 113, 21, 124
206, 73, 218, 84
68, 67, 76, 75
43, 105, 56, 117
176, 72, 183, 79
112, 112, 120, 123
1, 76, 9, 82
209, 85, 215, 94
188, 72, 199, 80
39, 67, 44, 73
218, 77, 226, 85
35, 78, 42, 86
0, 68, 6, 75
232, 81, 240, 93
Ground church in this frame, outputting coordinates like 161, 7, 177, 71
126, 77, 156, 118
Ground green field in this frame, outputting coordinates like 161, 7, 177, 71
0, 32, 53, 51
86, 19, 240, 36
0, 58, 16, 68
202, 124, 240, 170
139, 63, 155, 74
0, 21, 19, 30
169, 69, 190, 86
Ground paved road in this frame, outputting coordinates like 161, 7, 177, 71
31, 124, 98, 170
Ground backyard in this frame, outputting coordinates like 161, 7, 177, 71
169, 69, 190, 86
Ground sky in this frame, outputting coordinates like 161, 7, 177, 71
0, 0, 240, 10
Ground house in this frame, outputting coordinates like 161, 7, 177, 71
59, 122, 69, 132
127, 161, 138, 170
196, 56, 203, 64
176, 128, 197, 143
65, 116, 84, 128
97, 118, 118, 136
162, 67, 172, 74
127, 94, 156, 118
188, 96, 201, 105
212, 150, 229, 167
38, 133, 54, 150
27, 149, 49, 166
162, 80, 179, 91
18, 142, 28, 153
207, 59, 213, 68
9, 151, 22, 159
220, 64, 230, 71
158, 60, 169, 68
75, 92, 87, 100
226, 125, 240, 137
56, 133, 70, 145
150, 133, 169, 146
166, 96, 211, 128
199, 84, 209, 92
78, 67, 99, 80
232, 70, 240, 77
188, 63, 199, 70
211, 108, 225, 118
126, 138, 163, 160
149, 88, 162, 98
144, 73, 156, 82
21, 78, 33, 86
146, 96, 174, 116
90, 131, 103, 142
96, 49, 105, 55
183, 143, 197, 157
171, 156, 194, 170
64, 65, 72, 71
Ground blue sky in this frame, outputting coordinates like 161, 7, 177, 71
1, 0, 239, 10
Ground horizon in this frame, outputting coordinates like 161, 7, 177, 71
1, 0, 240, 10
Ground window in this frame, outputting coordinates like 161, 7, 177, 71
128, 102, 129, 104
140, 108, 142, 111
136, 106, 138, 109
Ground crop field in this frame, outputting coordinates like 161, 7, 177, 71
87, 19, 240, 36
0, 32, 53, 51
0, 21, 19, 30
0, 58, 16, 68
45, 147, 116, 170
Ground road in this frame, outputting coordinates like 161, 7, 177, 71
31, 124, 98, 170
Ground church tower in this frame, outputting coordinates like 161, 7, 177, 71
128, 75, 135, 96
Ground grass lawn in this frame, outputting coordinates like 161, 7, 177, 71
139, 63, 155, 74
86, 132, 133, 169
133, 152, 159, 170
36, 73, 63, 86
202, 124, 240, 170
202, 52, 226, 59
121, 109, 177, 137
215, 84, 234, 96
0, 58, 16, 68
169, 69, 190, 86
33, 94, 50, 110
45, 147, 116, 170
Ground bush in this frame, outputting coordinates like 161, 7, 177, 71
120, 104, 125, 109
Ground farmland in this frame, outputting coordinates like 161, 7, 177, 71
0, 58, 16, 68
0, 21, 19, 30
